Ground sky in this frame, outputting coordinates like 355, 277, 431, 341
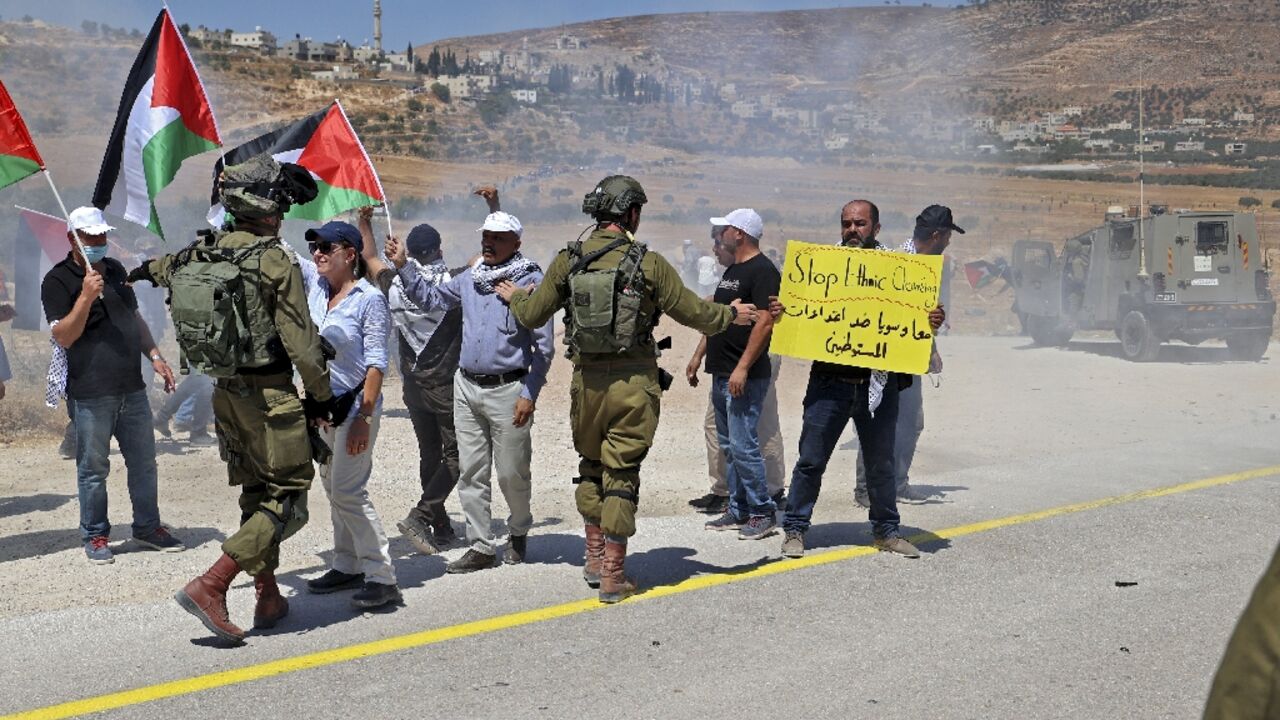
2, 0, 957, 48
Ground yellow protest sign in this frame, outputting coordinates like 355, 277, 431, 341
770, 240, 943, 374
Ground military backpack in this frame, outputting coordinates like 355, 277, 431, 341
167, 231, 282, 378
563, 236, 653, 355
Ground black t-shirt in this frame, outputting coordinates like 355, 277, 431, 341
705, 252, 781, 379
41, 254, 145, 400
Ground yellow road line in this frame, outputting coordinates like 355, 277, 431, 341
7, 464, 1279, 720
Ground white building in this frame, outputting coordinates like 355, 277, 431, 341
353, 44, 383, 63
1134, 140, 1165, 153
1232, 111, 1255, 123
1084, 138, 1114, 150
1173, 140, 1205, 152
432, 74, 497, 99
1181, 117, 1207, 126
824, 134, 850, 151
731, 100, 760, 119
478, 49, 503, 65
1225, 142, 1248, 155
311, 65, 359, 82
230, 28, 276, 53
1106, 120, 1132, 131
1061, 106, 1083, 117
512, 88, 538, 104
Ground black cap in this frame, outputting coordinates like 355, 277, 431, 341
406, 223, 442, 258
914, 204, 965, 240
305, 221, 363, 253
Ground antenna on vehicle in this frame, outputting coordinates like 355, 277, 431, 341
1136, 70, 1149, 279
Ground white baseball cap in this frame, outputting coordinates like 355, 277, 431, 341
709, 208, 763, 241
478, 211, 523, 238
67, 206, 116, 235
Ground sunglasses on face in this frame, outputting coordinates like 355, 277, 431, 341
308, 240, 348, 256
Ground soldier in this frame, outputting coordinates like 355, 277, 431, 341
128, 156, 334, 644
494, 175, 757, 603
1203, 539, 1280, 719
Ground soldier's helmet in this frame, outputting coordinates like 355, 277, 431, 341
582, 175, 647, 222
218, 155, 319, 220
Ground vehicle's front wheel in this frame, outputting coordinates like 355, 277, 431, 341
1119, 310, 1162, 362
1028, 315, 1074, 346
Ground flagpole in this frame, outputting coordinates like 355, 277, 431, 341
41, 169, 94, 271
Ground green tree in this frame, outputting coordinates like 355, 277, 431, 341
430, 82, 450, 103
81, 20, 99, 36
1270, 199, 1280, 210
1239, 196, 1262, 208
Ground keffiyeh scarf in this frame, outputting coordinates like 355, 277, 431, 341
471, 252, 540, 295
845, 238, 893, 416
389, 258, 451, 358
45, 320, 67, 408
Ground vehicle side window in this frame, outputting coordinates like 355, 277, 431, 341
1196, 221, 1228, 255
1109, 225, 1136, 259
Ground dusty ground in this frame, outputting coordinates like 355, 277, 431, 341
1, 326, 1276, 622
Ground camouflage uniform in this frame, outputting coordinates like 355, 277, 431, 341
508, 222, 732, 601
145, 233, 331, 574
133, 155, 330, 643
1203, 540, 1280, 719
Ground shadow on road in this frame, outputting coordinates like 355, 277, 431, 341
803, 522, 952, 556
0, 525, 225, 563
0, 493, 75, 519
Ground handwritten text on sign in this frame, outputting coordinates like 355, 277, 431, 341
770, 240, 943, 374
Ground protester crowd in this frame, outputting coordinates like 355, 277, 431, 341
23, 172, 958, 632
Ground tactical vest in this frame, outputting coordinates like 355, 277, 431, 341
563, 236, 655, 355
167, 231, 282, 378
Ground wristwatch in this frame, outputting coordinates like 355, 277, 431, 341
149, 353, 163, 363
728, 304, 739, 321
354, 411, 372, 424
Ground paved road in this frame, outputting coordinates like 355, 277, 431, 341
2, 335, 1277, 719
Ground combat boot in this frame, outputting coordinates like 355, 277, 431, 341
598, 539, 637, 604
583, 523, 605, 588
175, 553, 246, 644
253, 571, 289, 630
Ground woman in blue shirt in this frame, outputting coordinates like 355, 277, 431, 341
296, 221, 400, 610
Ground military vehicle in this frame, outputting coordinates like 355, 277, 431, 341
1012, 207, 1275, 361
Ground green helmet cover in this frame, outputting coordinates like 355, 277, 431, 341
219, 155, 318, 220
582, 175, 647, 221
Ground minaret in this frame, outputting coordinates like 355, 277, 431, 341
373, 0, 383, 53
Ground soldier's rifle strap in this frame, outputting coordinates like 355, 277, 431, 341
572, 476, 603, 485
568, 238, 628, 275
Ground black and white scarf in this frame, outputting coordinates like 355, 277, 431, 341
471, 252, 540, 295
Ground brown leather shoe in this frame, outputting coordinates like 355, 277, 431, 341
598, 539, 637, 604
175, 553, 246, 644
583, 523, 605, 588
253, 571, 289, 630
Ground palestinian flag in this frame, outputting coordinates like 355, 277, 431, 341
963, 258, 1012, 293
12, 207, 68, 330
0, 80, 45, 190
209, 100, 386, 224
92, 8, 220, 238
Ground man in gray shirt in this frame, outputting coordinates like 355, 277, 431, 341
385, 203, 554, 573
359, 207, 464, 555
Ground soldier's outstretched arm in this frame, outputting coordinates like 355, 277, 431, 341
264, 249, 332, 402
649, 253, 734, 336
503, 250, 569, 328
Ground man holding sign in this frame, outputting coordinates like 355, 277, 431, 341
771, 200, 945, 559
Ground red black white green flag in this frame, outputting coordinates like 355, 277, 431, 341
92, 8, 221, 238
0, 80, 45, 190
208, 100, 386, 224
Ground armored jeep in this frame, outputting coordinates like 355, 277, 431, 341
1012, 209, 1275, 361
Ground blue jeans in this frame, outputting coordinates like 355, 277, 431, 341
68, 389, 161, 542
783, 372, 901, 539
711, 375, 775, 518
163, 373, 214, 429
855, 378, 923, 495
